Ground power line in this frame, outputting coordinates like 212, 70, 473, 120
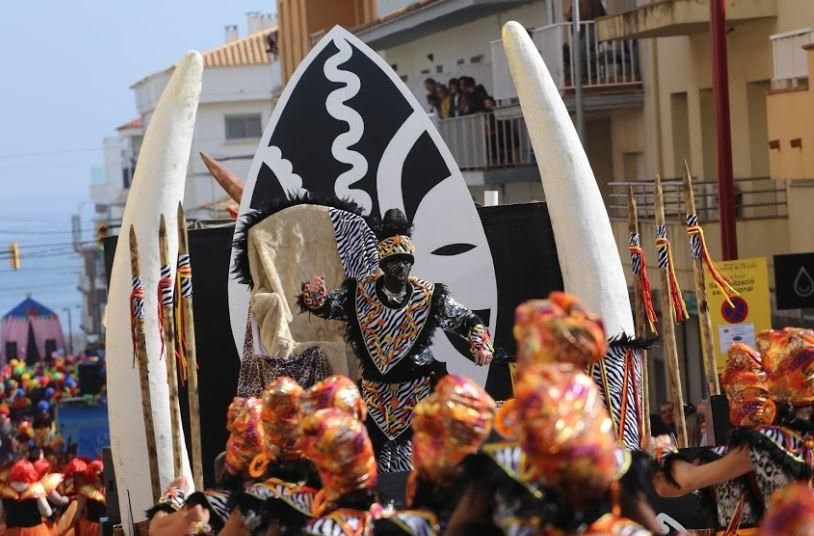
0, 147, 102, 160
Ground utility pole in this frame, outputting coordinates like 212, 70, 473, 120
63, 307, 74, 356
573, 0, 585, 144
710, 0, 738, 260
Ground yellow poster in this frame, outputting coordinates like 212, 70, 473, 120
705, 257, 772, 371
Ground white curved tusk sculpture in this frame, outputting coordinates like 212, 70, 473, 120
106, 51, 202, 532
501, 21, 634, 339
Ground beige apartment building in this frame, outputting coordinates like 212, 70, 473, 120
272, 0, 814, 408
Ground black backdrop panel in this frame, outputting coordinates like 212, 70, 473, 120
479, 202, 563, 399
103, 203, 562, 485
104, 227, 240, 487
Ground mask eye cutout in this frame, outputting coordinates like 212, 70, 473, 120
431, 243, 477, 256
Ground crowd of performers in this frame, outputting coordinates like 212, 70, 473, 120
0, 356, 108, 534
127, 289, 814, 536
0, 356, 94, 463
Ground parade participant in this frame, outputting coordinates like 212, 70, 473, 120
223, 397, 265, 484
75, 460, 106, 536
759, 483, 814, 536
300, 208, 493, 471
654, 328, 814, 528
235, 377, 319, 535
299, 408, 380, 535
405, 374, 495, 531
0, 458, 63, 536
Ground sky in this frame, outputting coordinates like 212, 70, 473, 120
0, 1, 275, 346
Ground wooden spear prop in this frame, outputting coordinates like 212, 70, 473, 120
627, 187, 652, 443
129, 225, 162, 502
159, 215, 184, 477
177, 203, 204, 490
682, 163, 723, 397
654, 177, 689, 448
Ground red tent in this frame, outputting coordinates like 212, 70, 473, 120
1, 297, 66, 365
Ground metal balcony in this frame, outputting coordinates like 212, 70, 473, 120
606, 177, 788, 222
596, 0, 777, 41
491, 21, 642, 106
433, 110, 539, 185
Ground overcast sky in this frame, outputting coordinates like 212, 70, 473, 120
0, 1, 274, 343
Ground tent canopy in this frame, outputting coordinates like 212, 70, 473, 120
1, 297, 66, 364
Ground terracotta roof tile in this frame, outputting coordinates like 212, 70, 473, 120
203, 28, 275, 68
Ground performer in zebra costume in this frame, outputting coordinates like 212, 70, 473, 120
300, 208, 493, 473
654, 328, 814, 531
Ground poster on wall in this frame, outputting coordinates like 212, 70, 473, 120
705, 257, 771, 371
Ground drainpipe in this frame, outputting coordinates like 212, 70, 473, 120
710, 0, 738, 259
573, 0, 586, 144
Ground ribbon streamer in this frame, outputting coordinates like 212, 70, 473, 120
130, 276, 145, 366
656, 225, 689, 323
157, 265, 174, 361
175, 254, 193, 383
686, 214, 738, 307
628, 232, 658, 334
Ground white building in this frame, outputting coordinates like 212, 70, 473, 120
130, 11, 281, 220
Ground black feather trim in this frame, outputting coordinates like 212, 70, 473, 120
658, 452, 688, 489
231, 194, 367, 287
730, 427, 812, 480
145, 502, 177, 520
367, 209, 414, 240
608, 333, 658, 351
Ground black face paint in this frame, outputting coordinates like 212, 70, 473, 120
382, 258, 413, 285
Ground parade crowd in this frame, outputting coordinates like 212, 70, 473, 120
0, 355, 108, 535
137, 292, 814, 536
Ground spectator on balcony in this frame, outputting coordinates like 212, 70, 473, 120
437, 84, 453, 119
447, 77, 460, 116
426, 92, 442, 117
565, 0, 606, 21
423, 78, 440, 113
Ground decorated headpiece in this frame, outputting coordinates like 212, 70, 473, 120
260, 376, 303, 462
300, 408, 377, 505
9, 459, 38, 484
513, 292, 608, 370
411, 375, 496, 487
757, 328, 814, 406
721, 343, 776, 426
299, 375, 366, 423
515, 363, 617, 502
224, 397, 265, 476
375, 208, 415, 264
760, 483, 814, 536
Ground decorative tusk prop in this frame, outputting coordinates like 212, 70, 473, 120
106, 51, 202, 532
201, 151, 245, 203
501, 21, 633, 338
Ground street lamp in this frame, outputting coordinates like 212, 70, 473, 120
63, 307, 74, 356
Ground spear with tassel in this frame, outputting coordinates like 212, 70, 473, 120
627, 187, 653, 444
159, 215, 184, 477
177, 203, 204, 490
654, 177, 689, 448
129, 225, 162, 502
682, 162, 737, 397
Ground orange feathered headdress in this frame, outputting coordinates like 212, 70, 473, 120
721, 343, 776, 426
515, 363, 617, 503
410, 375, 495, 487
513, 292, 607, 371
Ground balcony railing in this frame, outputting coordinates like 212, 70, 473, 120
771, 27, 814, 88
433, 111, 534, 171
606, 177, 788, 222
492, 21, 641, 102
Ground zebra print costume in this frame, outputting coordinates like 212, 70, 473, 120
590, 340, 644, 450
302, 276, 491, 473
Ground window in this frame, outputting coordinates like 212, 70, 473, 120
225, 114, 263, 140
